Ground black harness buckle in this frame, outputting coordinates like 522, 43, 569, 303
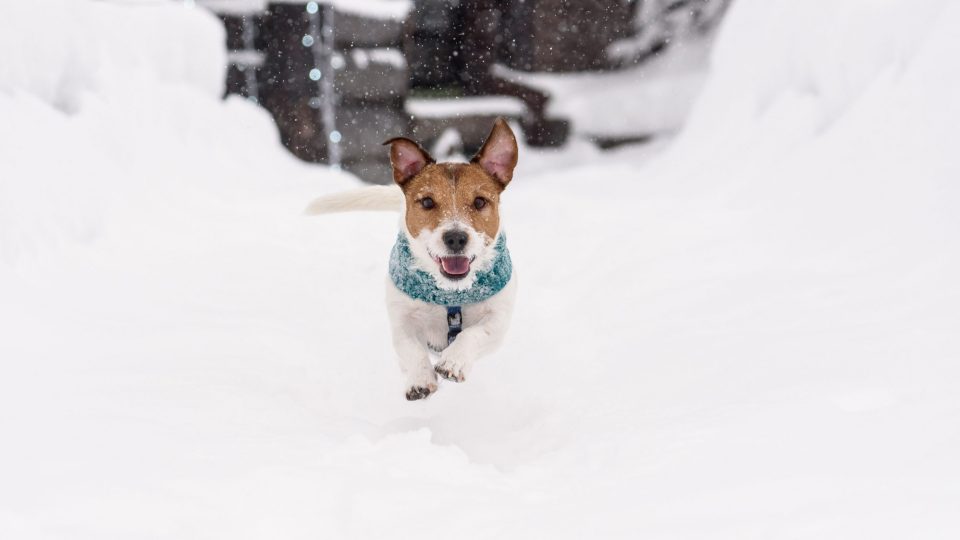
446, 306, 462, 345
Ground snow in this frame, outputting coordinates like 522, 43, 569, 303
366, 48, 407, 69
0, 0, 225, 109
493, 34, 713, 138
2, 0, 960, 538
322, 0, 411, 21
406, 96, 528, 118
606, 0, 729, 65
198, 0, 412, 20
228, 50, 266, 67
348, 48, 406, 70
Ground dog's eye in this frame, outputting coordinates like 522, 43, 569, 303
420, 197, 435, 210
473, 197, 486, 210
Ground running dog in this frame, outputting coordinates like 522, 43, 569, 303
305, 119, 518, 400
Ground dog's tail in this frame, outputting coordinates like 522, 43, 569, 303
303, 185, 404, 215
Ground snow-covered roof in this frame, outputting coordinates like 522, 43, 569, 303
197, 0, 412, 20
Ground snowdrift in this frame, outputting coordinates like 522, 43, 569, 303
2, 0, 958, 538
0, 0, 355, 263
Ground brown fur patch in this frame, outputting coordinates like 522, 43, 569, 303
401, 163, 505, 241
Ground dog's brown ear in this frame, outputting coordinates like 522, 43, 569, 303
471, 117, 518, 186
384, 137, 434, 185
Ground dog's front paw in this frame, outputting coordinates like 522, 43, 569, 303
434, 362, 466, 383
405, 383, 438, 401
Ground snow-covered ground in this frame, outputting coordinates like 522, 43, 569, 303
2, 0, 959, 538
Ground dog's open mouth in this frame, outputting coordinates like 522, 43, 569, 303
436, 255, 473, 280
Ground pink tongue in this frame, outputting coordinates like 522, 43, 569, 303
440, 256, 470, 275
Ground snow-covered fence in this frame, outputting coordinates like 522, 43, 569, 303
206, 0, 412, 183
404, 0, 572, 151
209, 0, 586, 179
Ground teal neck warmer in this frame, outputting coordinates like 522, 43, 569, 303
389, 233, 512, 306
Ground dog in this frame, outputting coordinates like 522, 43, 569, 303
305, 118, 519, 400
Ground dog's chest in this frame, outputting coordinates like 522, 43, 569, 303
406, 300, 490, 351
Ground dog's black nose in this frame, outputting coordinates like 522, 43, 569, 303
442, 230, 469, 253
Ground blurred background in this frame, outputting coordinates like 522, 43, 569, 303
201, 0, 729, 181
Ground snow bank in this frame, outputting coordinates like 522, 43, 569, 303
0, 0, 225, 106
0, 0, 354, 263
2, 0, 959, 538
661, 0, 960, 270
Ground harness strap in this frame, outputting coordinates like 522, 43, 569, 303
446, 306, 462, 345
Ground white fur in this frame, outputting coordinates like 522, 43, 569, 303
385, 272, 516, 392
303, 185, 404, 215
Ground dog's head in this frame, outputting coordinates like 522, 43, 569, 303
386, 118, 518, 290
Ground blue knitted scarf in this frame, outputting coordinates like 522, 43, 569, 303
389, 233, 512, 306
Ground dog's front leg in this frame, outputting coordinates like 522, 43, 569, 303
392, 326, 437, 400
386, 285, 438, 400
435, 311, 510, 383
434, 327, 485, 383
